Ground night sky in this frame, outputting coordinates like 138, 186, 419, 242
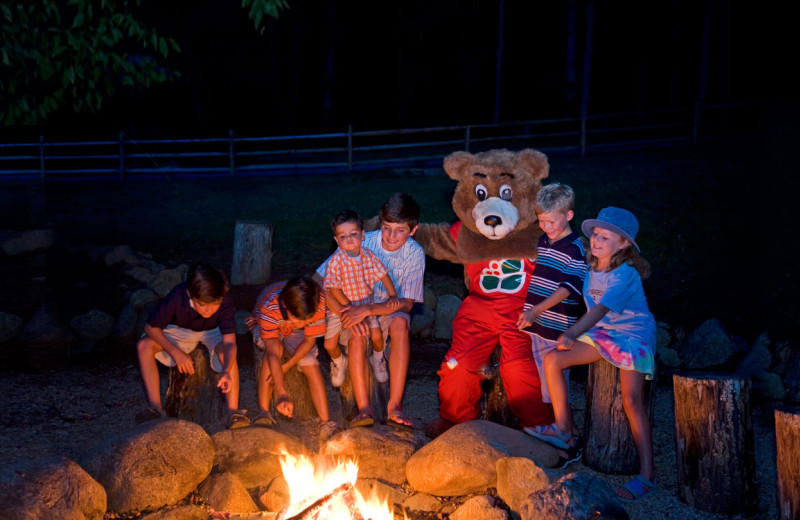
30, 0, 791, 139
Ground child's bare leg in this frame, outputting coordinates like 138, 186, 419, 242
324, 334, 344, 361
544, 341, 601, 435
257, 353, 274, 412
370, 326, 384, 351
386, 316, 410, 418
301, 364, 330, 422
137, 337, 164, 411
348, 335, 372, 416
215, 342, 240, 411
619, 369, 655, 482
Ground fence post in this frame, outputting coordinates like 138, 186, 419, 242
464, 125, 471, 152
580, 117, 586, 156
39, 136, 45, 179
118, 133, 126, 181
347, 124, 353, 173
229, 130, 235, 177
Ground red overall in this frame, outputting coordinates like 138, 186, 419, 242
437, 222, 555, 428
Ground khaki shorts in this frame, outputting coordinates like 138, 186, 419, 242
152, 325, 224, 372
337, 311, 410, 347
325, 311, 379, 339
253, 328, 319, 367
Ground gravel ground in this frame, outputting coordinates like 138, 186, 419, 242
0, 346, 780, 520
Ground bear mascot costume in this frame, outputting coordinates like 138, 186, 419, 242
416, 148, 556, 438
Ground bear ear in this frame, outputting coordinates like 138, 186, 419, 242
443, 151, 474, 181
517, 149, 550, 181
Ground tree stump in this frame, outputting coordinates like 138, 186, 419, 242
231, 220, 273, 285
673, 372, 757, 515
339, 344, 390, 426
582, 359, 658, 474
164, 345, 227, 429
776, 407, 800, 520
481, 345, 518, 429
253, 338, 318, 420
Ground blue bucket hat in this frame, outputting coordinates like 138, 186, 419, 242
581, 207, 640, 252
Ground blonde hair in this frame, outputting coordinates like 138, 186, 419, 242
535, 183, 575, 214
587, 243, 651, 279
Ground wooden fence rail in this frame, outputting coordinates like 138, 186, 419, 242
0, 103, 759, 181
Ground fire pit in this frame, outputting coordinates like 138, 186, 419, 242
214, 453, 397, 520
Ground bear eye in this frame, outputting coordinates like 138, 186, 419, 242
475, 184, 488, 201
499, 184, 513, 200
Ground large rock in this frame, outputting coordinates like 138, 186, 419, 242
0, 311, 24, 343
198, 472, 259, 514
405, 420, 559, 496
410, 306, 435, 338
211, 427, 309, 488
495, 457, 558, 513
321, 425, 424, 485
137, 505, 210, 520
0, 229, 56, 255
450, 495, 508, 520
147, 266, 186, 298
736, 333, 772, 376
69, 309, 115, 342
103, 245, 134, 267
81, 418, 215, 515
519, 473, 629, 520
786, 350, 800, 403
680, 318, 741, 369
433, 294, 462, 340
0, 457, 107, 520
128, 287, 158, 311
111, 304, 138, 342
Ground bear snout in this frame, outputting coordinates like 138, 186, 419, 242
484, 215, 502, 228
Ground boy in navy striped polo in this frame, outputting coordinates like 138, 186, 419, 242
516, 183, 587, 467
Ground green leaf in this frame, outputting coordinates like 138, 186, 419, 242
1, 4, 12, 22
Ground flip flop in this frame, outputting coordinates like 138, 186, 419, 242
386, 410, 414, 431
227, 410, 251, 429
616, 475, 657, 501
253, 410, 277, 427
349, 412, 374, 428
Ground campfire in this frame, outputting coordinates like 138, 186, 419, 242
216, 452, 399, 520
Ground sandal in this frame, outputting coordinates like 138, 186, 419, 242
319, 420, 341, 442
349, 412, 374, 428
135, 407, 166, 425
227, 409, 251, 429
555, 435, 583, 469
253, 410, 277, 427
523, 423, 572, 449
616, 475, 657, 501
386, 410, 414, 431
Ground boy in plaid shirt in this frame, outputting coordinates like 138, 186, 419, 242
324, 210, 399, 383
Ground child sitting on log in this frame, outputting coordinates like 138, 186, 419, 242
246, 277, 340, 441
136, 262, 249, 429
525, 207, 657, 501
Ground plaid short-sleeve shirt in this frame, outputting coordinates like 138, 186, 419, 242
324, 247, 388, 303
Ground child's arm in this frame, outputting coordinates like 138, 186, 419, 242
556, 304, 610, 351
280, 335, 317, 372
262, 337, 294, 417
144, 324, 195, 375
328, 287, 351, 308
380, 273, 400, 310
517, 286, 571, 329
215, 332, 237, 393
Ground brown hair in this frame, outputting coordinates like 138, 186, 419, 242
279, 277, 321, 320
379, 193, 420, 229
186, 262, 230, 303
331, 209, 364, 233
587, 245, 651, 280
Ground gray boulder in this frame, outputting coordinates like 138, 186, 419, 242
211, 427, 308, 488
129, 287, 158, 311
0, 311, 24, 343
356, 478, 410, 509
0, 456, 106, 520
81, 418, 215, 515
321, 424, 423, 485
103, 245, 134, 267
1, 229, 56, 255
519, 472, 629, 520
411, 306, 436, 338
111, 304, 138, 342
19, 304, 68, 345
737, 333, 772, 376
137, 505, 210, 520
681, 318, 740, 369
258, 476, 290, 513
402, 493, 442, 514
752, 371, 786, 400
433, 294, 462, 340
405, 420, 558, 496
147, 267, 185, 298
423, 286, 437, 310
784, 351, 800, 403
69, 309, 115, 342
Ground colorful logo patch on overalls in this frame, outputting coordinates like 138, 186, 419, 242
478, 259, 526, 293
